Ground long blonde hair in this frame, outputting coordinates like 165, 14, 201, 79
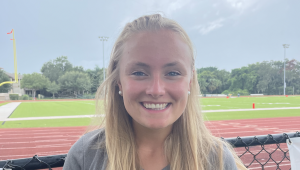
91, 14, 246, 170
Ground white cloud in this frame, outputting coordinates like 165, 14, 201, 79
193, 18, 225, 35
144, 0, 192, 16
118, 0, 192, 29
226, 0, 260, 13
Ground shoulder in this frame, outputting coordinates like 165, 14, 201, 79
63, 128, 107, 170
222, 145, 238, 170
72, 128, 106, 153
82, 128, 106, 148
208, 141, 238, 170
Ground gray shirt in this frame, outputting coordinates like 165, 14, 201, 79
63, 129, 237, 170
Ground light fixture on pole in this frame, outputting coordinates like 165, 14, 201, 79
99, 36, 109, 82
282, 44, 289, 96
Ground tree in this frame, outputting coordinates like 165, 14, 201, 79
197, 71, 222, 94
72, 66, 85, 73
77, 77, 92, 94
21, 73, 50, 99
207, 78, 222, 93
196, 59, 300, 95
58, 71, 91, 98
41, 56, 73, 83
86, 65, 104, 93
0, 70, 12, 93
46, 81, 60, 98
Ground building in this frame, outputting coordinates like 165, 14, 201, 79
4, 72, 25, 95
0, 69, 26, 100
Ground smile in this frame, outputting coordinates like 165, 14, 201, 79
141, 102, 171, 110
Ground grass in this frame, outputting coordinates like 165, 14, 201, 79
10, 100, 97, 118
200, 96, 300, 110
203, 109, 300, 121
0, 118, 92, 128
1, 96, 300, 128
0, 102, 9, 107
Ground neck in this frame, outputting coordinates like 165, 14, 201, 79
133, 121, 172, 151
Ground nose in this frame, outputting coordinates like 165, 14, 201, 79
146, 74, 165, 98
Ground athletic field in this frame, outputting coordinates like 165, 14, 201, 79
0, 96, 299, 128
0, 96, 299, 170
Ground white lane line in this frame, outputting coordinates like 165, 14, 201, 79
203, 107, 300, 113
0, 128, 86, 133
0, 115, 103, 121
0, 139, 76, 145
1, 144, 72, 150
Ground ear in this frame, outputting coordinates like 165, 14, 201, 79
188, 70, 194, 91
117, 81, 122, 92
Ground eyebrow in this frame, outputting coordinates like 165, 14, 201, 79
134, 61, 178, 68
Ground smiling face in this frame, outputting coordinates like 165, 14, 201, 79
118, 29, 193, 130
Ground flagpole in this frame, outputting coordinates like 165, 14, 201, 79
0, 29, 18, 87
13, 29, 18, 83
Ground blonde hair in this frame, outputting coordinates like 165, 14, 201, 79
91, 14, 247, 170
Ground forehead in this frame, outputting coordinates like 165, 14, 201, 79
120, 29, 192, 68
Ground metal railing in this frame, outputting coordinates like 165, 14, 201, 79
1, 132, 299, 170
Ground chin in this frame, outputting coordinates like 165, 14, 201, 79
143, 121, 171, 129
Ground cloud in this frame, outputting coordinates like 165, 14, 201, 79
190, 0, 264, 35
143, 0, 192, 16
226, 0, 260, 13
193, 18, 225, 35
118, 0, 192, 29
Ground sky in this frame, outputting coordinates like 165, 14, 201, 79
1, 0, 299, 74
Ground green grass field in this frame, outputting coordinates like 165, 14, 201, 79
0, 102, 9, 107
203, 109, 300, 121
9, 101, 96, 118
1, 96, 299, 128
200, 96, 300, 110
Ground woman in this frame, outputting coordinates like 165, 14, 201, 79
63, 14, 247, 170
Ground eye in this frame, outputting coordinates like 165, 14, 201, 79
132, 71, 147, 76
167, 72, 180, 76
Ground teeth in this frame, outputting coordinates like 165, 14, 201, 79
143, 103, 168, 110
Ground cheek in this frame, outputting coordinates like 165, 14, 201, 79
122, 79, 145, 110
123, 79, 144, 97
167, 80, 189, 106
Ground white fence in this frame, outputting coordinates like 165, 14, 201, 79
199, 94, 227, 97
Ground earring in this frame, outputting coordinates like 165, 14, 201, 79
188, 91, 190, 95
119, 91, 122, 95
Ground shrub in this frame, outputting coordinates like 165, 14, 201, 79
9, 94, 19, 100
78, 93, 95, 99
21, 94, 29, 100
222, 89, 249, 96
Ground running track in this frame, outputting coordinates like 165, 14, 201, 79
0, 116, 299, 170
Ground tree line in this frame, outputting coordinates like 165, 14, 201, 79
1, 56, 299, 98
20, 56, 105, 98
198, 59, 300, 95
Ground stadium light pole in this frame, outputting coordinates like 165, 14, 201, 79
282, 44, 289, 96
99, 36, 109, 81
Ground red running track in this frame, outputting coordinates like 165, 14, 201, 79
0, 116, 299, 170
